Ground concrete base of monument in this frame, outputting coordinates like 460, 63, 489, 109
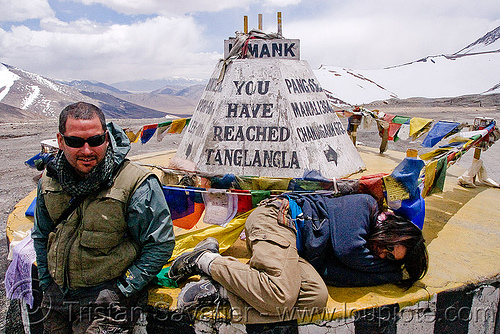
7, 146, 500, 333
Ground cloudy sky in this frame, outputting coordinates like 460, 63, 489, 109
1, 0, 499, 84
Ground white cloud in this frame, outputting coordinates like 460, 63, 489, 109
0, 0, 499, 84
0, 15, 221, 82
284, 1, 500, 70
70, 0, 253, 15
69, 0, 302, 15
262, 0, 302, 7
0, 0, 54, 21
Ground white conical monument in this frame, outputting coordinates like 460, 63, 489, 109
176, 17, 365, 179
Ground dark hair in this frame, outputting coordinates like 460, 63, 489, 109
367, 214, 428, 290
59, 102, 106, 134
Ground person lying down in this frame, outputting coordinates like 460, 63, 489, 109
168, 193, 428, 324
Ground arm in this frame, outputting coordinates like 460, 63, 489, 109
320, 253, 402, 287
32, 181, 55, 291
117, 175, 175, 297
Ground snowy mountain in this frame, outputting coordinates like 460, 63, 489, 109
111, 78, 206, 93
0, 63, 92, 118
64, 80, 132, 95
0, 64, 170, 120
1, 25, 499, 121
453, 25, 500, 55
314, 26, 500, 106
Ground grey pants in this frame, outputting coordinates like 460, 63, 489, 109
210, 200, 328, 324
41, 279, 145, 333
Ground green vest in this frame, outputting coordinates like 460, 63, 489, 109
40, 160, 153, 289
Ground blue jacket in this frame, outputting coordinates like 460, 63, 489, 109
286, 193, 402, 287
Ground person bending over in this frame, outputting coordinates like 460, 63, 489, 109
287, 193, 428, 290
169, 197, 329, 326
168, 193, 427, 324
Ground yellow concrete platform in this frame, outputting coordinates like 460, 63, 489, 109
7, 146, 500, 323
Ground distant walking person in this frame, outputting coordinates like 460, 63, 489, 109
32, 102, 175, 333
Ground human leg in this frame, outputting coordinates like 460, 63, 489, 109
74, 280, 146, 333
377, 120, 389, 154
209, 202, 302, 316
175, 200, 328, 323
294, 257, 329, 313
41, 280, 146, 334
41, 282, 72, 333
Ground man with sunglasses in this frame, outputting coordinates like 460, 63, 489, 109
32, 102, 175, 333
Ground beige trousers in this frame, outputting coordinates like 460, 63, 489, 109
210, 200, 328, 324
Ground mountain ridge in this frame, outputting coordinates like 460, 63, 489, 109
1, 25, 499, 122
0, 63, 192, 121
315, 25, 500, 106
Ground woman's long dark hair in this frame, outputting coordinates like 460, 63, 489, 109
367, 213, 428, 290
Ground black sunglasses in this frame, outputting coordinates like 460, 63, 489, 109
61, 132, 107, 148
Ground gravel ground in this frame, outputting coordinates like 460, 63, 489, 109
0, 107, 498, 331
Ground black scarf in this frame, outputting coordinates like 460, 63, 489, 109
48, 147, 116, 197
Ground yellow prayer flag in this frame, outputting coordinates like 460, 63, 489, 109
409, 117, 433, 137
132, 128, 143, 143
422, 160, 439, 198
125, 128, 142, 143
167, 118, 187, 134
419, 147, 452, 161
383, 175, 410, 202
169, 210, 252, 261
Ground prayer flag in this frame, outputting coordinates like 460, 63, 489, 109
409, 117, 433, 138
162, 186, 205, 229
141, 124, 158, 144
422, 156, 447, 197
202, 191, 238, 227
388, 123, 402, 141
383, 175, 410, 202
390, 157, 425, 199
392, 116, 411, 124
125, 128, 142, 143
359, 173, 387, 209
395, 122, 410, 141
422, 160, 438, 198
230, 189, 253, 213
157, 121, 173, 142
390, 116, 411, 141
383, 113, 396, 123
250, 190, 271, 207
168, 118, 187, 134
419, 147, 454, 161
394, 196, 425, 230
236, 176, 292, 190
421, 121, 460, 148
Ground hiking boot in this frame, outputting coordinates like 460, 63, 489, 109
177, 278, 225, 311
168, 237, 219, 282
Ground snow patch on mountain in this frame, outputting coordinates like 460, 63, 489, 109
315, 66, 397, 106
313, 25, 500, 106
21, 85, 40, 109
0, 64, 20, 103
